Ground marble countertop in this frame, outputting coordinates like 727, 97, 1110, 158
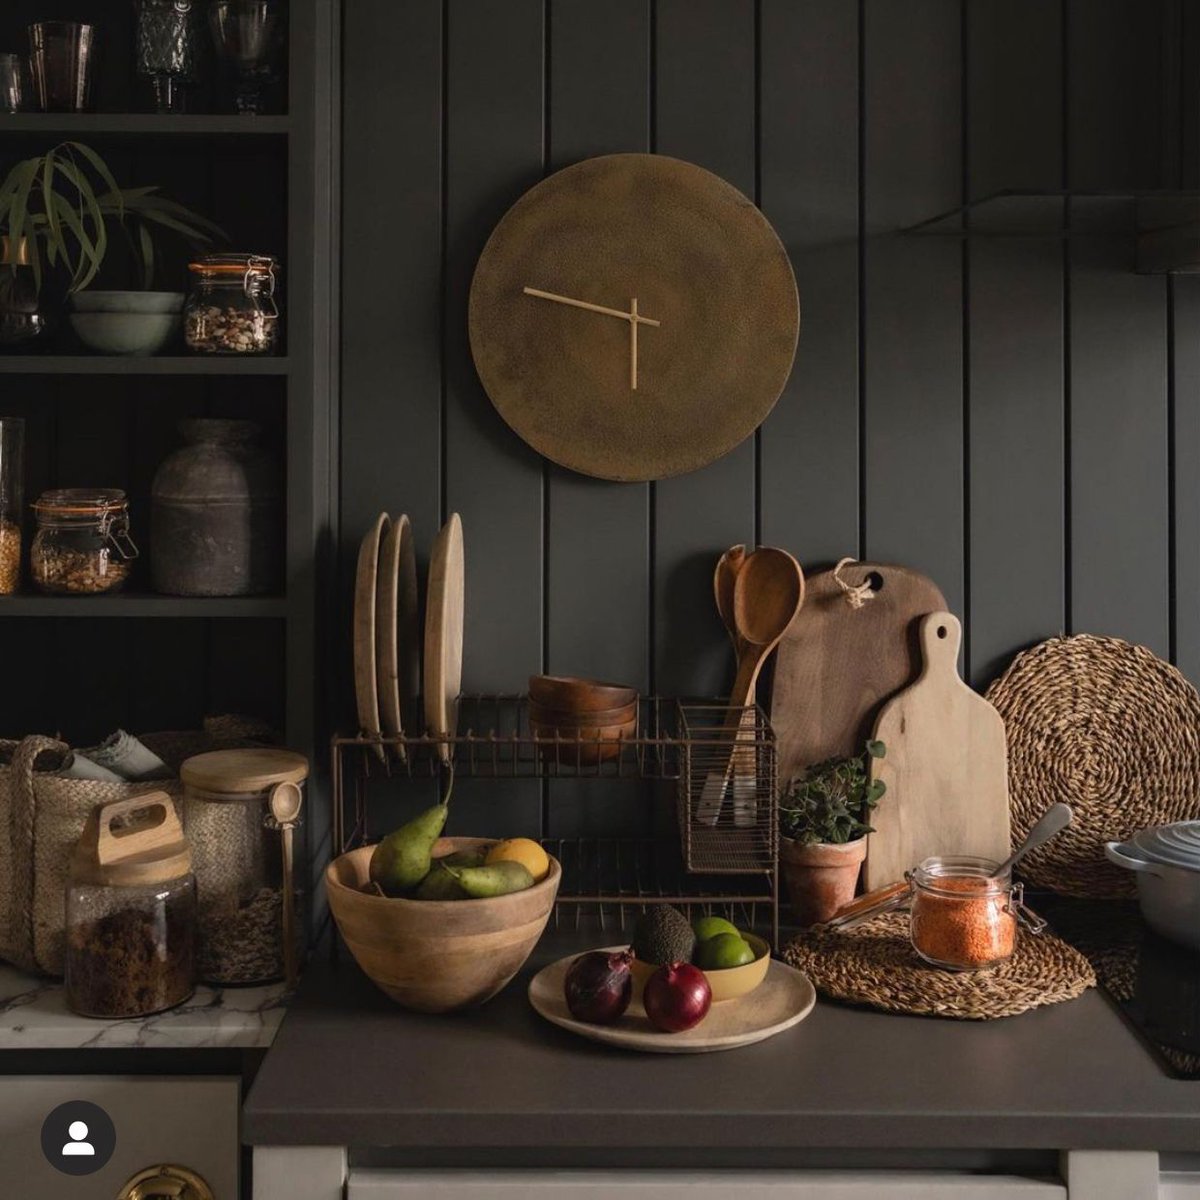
0, 965, 288, 1050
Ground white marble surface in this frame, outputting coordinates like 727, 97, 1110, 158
0, 965, 288, 1049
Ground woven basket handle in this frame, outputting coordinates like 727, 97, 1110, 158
7, 735, 69, 973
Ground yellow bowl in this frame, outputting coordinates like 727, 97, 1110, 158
630, 933, 771, 1003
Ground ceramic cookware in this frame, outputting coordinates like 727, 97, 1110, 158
1106, 832, 1200, 952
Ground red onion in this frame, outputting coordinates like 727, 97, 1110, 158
564, 949, 634, 1024
644, 962, 712, 1033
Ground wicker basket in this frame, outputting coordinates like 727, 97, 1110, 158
0, 719, 274, 977
986, 635, 1200, 898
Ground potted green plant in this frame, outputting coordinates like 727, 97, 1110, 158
778, 740, 886, 926
0, 141, 224, 352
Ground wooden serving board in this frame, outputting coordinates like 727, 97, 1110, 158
770, 561, 946, 784
863, 612, 1011, 891
528, 948, 816, 1054
376, 513, 420, 761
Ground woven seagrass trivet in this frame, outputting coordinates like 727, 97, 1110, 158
783, 912, 1095, 1020
985, 634, 1200, 898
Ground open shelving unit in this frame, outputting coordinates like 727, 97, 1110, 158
0, 1, 336, 764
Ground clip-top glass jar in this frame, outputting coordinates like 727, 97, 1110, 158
180, 748, 308, 986
827, 855, 1046, 972
31, 487, 138, 594
185, 253, 280, 355
66, 793, 197, 1018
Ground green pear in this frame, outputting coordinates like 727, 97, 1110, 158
414, 861, 469, 900
445, 860, 534, 898
369, 803, 448, 895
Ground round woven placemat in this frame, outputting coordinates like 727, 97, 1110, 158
985, 634, 1200, 897
783, 913, 1095, 1020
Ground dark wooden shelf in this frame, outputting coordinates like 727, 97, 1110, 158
0, 593, 287, 617
0, 355, 289, 375
3, 113, 289, 135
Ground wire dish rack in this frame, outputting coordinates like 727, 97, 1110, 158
330, 695, 780, 945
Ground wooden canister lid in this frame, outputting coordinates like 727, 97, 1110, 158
70, 793, 192, 888
180, 747, 309, 793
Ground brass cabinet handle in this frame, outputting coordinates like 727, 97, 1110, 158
116, 1164, 215, 1200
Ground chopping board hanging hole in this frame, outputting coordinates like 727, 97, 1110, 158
863, 611, 1012, 891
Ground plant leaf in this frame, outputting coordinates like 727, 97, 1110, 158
66, 142, 123, 220
866, 739, 886, 758
138, 221, 155, 290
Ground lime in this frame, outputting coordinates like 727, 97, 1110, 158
695, 932, 756, 970
692, 915, 741, 943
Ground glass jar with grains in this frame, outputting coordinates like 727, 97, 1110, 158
185, 253, 280, 354
826, 854, 1046, 971
65, 793, 196, 1018
31, 488, 138, 594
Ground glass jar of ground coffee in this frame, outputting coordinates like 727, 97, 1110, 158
65, 793, 196, 1018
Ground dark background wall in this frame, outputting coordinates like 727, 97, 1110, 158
340, 0, 1200, 799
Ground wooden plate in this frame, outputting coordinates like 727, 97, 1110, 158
528, 947, 816, 1054
423, 513, 464, 765
354, 513, 389, 762
376, 513, 420, 762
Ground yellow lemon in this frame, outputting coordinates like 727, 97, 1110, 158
485, 837, 550, 883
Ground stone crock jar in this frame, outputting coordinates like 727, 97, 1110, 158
151, 418, 282, 596
779, 836, 867, 927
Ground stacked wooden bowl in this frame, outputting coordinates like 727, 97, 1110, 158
528, 675, 638, 764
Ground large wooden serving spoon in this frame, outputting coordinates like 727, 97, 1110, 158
698, 547, 805, 826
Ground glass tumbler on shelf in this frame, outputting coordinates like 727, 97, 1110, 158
208, 0, 284, 114
28, 22, 97, 113
185, 253, 280, 354
31, 488, 139, 595
0, 419, 24, 595
135, 0, 207, 113
0, 53, 30, 112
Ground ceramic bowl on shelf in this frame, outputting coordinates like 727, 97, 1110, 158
68, 290, 184, 355
326, 836, 561, 1013
630, 933, 772, 1004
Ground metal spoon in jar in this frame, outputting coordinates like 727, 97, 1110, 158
996, 802, 1073, 878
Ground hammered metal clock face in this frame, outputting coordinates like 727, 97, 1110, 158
468, 154, 800, 483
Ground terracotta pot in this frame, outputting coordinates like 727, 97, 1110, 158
779, 836, 867, 927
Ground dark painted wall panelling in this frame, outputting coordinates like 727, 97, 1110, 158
341, 1, 1195, 827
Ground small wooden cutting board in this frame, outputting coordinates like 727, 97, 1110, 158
863, 612, 1011, 890
770, 561, 946, 784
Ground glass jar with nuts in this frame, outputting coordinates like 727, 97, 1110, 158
31, 488, 139, 595
184, 253, 280, 355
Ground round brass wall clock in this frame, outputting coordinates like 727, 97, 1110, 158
468, 153, 800, 482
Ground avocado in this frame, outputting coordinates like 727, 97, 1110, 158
631, 905, 697, 965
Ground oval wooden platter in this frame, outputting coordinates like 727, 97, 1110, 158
423, 513, 464, 765
528, 946, 816, 1054
376, 513, 420, 762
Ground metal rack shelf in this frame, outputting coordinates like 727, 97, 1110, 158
330, 695, 781, 946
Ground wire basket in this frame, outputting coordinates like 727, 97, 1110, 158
677, 702, 777, 875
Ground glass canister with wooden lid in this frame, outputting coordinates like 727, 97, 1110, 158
180, 747, 307, 986
65, 792, 197, 1018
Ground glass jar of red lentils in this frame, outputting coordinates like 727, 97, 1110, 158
908, 856, 1042, 971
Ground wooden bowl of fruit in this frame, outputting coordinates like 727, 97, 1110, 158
327, 826, 560, 1014
629, 908, 771, 1003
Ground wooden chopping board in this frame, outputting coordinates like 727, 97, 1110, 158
863, 611, 1011, 890
770, 561, 946, 784
424, 513, 464, 765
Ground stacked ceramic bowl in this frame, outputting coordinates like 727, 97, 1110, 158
528, 674, 638, 765
1106, 820, 1200, 951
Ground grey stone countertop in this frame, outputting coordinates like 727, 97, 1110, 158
243, 929, 1200, 1153
0, 964, 287, 1050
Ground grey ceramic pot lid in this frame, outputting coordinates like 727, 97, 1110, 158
1132, 821, 1200, 869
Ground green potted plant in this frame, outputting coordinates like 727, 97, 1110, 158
777, 740, 886, 926
0, 141, 224, 352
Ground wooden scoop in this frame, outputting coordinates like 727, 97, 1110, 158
698, 547, 805, 826
713, 544, 747, 655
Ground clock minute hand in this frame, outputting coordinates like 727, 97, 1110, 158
522, 286, 661, 327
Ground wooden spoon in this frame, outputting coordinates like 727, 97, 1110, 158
713, 544, 747, 654
269, 781, 304, 990
698, 547, 805, 825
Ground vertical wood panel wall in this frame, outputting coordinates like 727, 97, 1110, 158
341, 0, 1195, 746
